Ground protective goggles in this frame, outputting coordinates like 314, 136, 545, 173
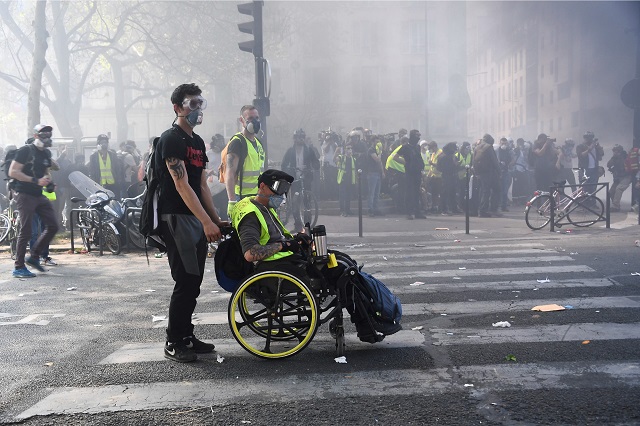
182, 96, 207, 111
37, 132, 52, 139
269, 179, 291, 196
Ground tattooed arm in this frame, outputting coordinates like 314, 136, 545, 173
245, 242, 283, 262
238, 212, 283, 262
166, 157, 221, 242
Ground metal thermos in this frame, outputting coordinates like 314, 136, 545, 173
312, 225, 327, 257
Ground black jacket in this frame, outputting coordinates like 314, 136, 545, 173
281, 145, 320, 185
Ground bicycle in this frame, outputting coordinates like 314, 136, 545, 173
0, 193, 20, 259
278, 168, 319, 230
524, 168, 605, 230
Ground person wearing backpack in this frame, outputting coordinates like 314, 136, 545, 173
8, 124, 59, 278
222, 105, 265, 218
156, 83, 227, 363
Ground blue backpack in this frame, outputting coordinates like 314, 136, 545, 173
354, 271, 403, 339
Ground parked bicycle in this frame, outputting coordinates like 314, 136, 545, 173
278, 168, 319, 230
0, 193, 19, 259
524, 168, 605, 230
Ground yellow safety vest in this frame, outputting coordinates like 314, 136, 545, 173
42, 189, 56, 201
385, 145, 405, 173
233, 133, 265, 198
336, 155, 356, 184
427, 149, 443, 178
231, 197, 293, 262
98, 154, 115, 185
421, 151, 430, 173
455, 152, 472, 179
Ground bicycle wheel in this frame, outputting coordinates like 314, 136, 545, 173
567, 195, 604, 227
76, 212, 93, 252
525, 194, 552, 230
302, 191, 319, 228
103, 225, 122, 255
0, 214, 11, 244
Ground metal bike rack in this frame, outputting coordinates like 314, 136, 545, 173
69, 208, 104, 256
549, 182, 610, 232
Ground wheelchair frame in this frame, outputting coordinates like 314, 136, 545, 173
227, 245, 360, 360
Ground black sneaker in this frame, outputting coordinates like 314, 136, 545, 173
184, 336, 215, 353
26, 256, 45, 272
164, 342, 197, 363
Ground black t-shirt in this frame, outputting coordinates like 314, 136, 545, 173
397, 143, 424, 176
156, 125, 208, 215
13, 144, 53, 196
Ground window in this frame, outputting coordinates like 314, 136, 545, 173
514, 80, 518, 99
410, 66, 425, 102
572, 111, 579, 128
558, 116, 562, 130
356, 22, 379, 55
407, 21, 425, 54
508, 82, 511, 100
520, 76, 523, 96
549, 119, 554, 132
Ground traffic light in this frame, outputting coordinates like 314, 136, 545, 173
237, 1, 263, 58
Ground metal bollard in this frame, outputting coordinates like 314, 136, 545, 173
465, 166, 470, 235
357, 169, 363, 238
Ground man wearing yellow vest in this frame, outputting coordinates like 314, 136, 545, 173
224, 105, 266, 217
88, 134, 122, 196
231, 169, 310, 277
455, 141, 473, 211
385, 136, 407, 213
334, 144, 357, 216
425, 141, 442, 213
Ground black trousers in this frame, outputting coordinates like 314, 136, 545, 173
15, 192, 59, 269
405, 174, 422, 215
160, 219, 207, 343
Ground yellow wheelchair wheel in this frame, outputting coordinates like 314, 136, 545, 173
228, 271, 319, 359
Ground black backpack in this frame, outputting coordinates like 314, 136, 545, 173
214, 228, 254, 292
3, 145, 35, 190
139, 137, 165, 251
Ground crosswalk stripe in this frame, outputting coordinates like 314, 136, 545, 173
154, 294, 635, 329
374, 264, 594, 280
362, 255, 574, 268
100, 330, 425, 364
329, 229, 488, 238
403, 296, 640, 316
431, 322, 640, 345
387, 277, 616, 293
334, 242, 546, 252
350, 248, 559, 261
16, 361, 640, 419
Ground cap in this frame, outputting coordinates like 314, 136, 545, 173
419, 140, 428, 147
97, 134, 109, 143
612, 144, 623, 152
33, 124, 52, 134
258, 169, 294, 195
461, 141, 471, 148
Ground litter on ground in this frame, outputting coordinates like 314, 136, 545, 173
216, 354, 225, 363
152, 315, 167, 322
411, 326, 423, 331
334, 356, 347, 364
470, 247, 477, 251
492, 321, 511, 328
531, 304, 565, 312
410, 281, 425, 286
536, 277, 551, 283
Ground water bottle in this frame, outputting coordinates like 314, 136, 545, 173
312, 225, 327, 257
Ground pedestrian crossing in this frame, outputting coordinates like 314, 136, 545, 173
12, 236, 640, 422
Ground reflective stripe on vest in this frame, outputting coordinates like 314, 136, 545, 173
336, 155, 356, 184
231, 197, 293, 262
385, 145, 405, 173
455, 152, 472, 179
427, 149, 443, 178
234, 133, 265, 197
98, 154, 115, 185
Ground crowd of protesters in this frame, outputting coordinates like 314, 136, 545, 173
271, 128, 640, 220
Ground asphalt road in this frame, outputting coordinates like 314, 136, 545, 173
1, 209, 639, 425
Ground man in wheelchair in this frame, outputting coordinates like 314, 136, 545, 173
229, 169, 312, 284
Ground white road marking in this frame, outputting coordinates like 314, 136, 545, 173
362, 255, 574, 268
387, 278, 615, 293
431, 322, 640, 345
374, 264, 594, 280
0, 313, 65, 326
16, 361, 640, 419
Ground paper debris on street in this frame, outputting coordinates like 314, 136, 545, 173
152, 315, 167, 322
334, 356, 347, 364
410, 281, 425, 286
536, 277, 551, 283
492, 321, 511, 328
470, 247, 477, 251
411, 326, 423, 331
531, 304, 565, 312
216, 354, 224, 363
66, 287, 77, 291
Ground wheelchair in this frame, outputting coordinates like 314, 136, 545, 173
227, 226, 363, 360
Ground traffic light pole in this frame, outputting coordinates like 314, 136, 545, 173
238, 0, 270, 164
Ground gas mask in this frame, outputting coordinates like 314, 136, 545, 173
245, 118, 261, 134
184, 109, 203, 128
267, 194, 285, 210
34, 131, 52, 148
